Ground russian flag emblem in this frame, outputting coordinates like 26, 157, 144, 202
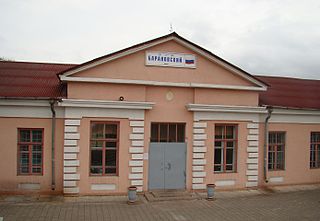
185, 59, 194, 64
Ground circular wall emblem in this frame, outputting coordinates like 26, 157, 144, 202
166, 91, 174, 101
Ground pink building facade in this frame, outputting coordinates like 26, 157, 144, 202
0, 33, 319, 195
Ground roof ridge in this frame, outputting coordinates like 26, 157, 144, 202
0, 60, 77, 66
255, 75, 320, 81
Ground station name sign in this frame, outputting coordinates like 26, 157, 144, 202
145, 51, 196, 68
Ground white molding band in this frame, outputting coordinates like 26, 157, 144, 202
189, 104, 263, 122
192, 184, 206, 190
60, 76, 266, 92
59, 98, 154, 110
215, 180, 236, 187
0, 99, 50, 107
60, 100, 148, 120
269, 176, 284, 183
246, 122, 259, 188
192, 121, 207, 190
129, 120, 145, 192
91, 184, 116, 191
187, 104, 267, 113
18, 183, 41, 190
0, 99, 65, 118
189, 105, 320, 124
63, 119, 81, 194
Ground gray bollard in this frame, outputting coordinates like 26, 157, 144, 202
128, 186, 137, 204
207, 184, 216, 200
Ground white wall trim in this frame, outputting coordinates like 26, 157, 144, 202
59, 98, 154, 110
18, 183, 41, 190
91, 184, 116, 191
64, 187, 80, 194
271, 108, 320, 116
0, 99, 50, 107
192, 106, 320, 123
261, 108, 320, 124
60, 76, 266, 91
215, 180, 236, 187
187, 104, 267, 113
194, 111, 260, 122
0, 99, 65, 118
63, 106, 144, 119
268, 176, 284, 183
192, 184, 206, 189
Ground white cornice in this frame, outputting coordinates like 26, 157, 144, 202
60, 76, 266, 91
271, 108, 320, 116
0, 99, 50, 107
0, 99, 65, 118
187, 104, 267, 113
58, 99, 154, 110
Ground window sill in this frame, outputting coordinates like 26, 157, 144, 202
89, 174, 119, 177
213, 171, 237, 174
17, 174, 43, 176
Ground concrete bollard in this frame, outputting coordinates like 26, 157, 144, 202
128, 186, 137, 204
207, 183, 216, 200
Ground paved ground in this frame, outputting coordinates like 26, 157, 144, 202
0, 186, 320, 221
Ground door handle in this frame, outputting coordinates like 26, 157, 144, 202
166, 162, 171, 170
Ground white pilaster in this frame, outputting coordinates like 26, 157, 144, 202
129, 120, 145, 192
192, 121, 207, 190
63, 119, 81, 194
246, 122, 259, 188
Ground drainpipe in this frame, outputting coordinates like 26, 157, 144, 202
50, 100, 56, 191
264, 106, 273, 182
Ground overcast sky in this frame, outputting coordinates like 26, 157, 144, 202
1, 0, 320, 79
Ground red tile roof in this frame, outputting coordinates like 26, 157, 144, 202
0, 61, 76, 98
1, 61, 319, 110
256, 76, 320, 110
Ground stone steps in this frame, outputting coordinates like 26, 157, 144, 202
145, 191, 200, 202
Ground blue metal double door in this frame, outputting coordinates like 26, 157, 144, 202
148, 143, 186, 190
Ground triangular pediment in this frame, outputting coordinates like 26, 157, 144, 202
59, 33, 267, 91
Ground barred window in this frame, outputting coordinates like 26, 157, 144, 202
214, 125, 237, 173
18, 129, 43, 175
268, 132, 285, 170
310, 132, 320, 169
150, 123, 185, 142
